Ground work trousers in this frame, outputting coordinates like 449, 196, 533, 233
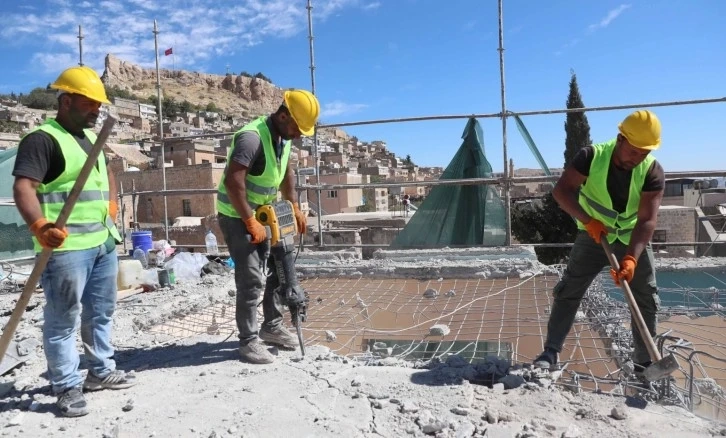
218, 214, 284, 345
40, 238, 118, 393
544, 231, 660, 364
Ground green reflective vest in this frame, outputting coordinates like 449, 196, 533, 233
217, 116, 291, 218
28, 119, 121, 253
576, 139, 655, 245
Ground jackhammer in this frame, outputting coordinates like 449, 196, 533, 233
250, 200, 308, 356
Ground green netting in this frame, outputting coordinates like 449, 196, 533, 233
390, 118, 506, 248
0, 148, 34, 261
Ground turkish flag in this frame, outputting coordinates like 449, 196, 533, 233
164, 48, 173, 56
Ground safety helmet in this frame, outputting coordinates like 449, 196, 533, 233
50, 66, 110, 104
617, 110, 661, 150
283, 89, 320, 136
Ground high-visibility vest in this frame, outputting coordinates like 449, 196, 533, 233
27, 119, 121, 252
576, 139, 655, 245
217, 116, 291, 218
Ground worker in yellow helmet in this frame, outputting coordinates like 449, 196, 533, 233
533, 110, 665, 378
12, 66, 135, 417
217, 89, 319, 363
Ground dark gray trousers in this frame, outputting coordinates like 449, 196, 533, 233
219, 214, 284, 345
544, 231, 660, 364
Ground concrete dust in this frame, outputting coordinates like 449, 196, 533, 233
0, 252, 724, 437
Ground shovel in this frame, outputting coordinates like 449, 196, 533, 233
0, 115, 118, 367
601, 238, 679, 381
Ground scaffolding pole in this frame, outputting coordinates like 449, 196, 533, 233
307, 0, 324, 247
497, 0, 511, 246
120, 169, 726, 194
154, 96, 726, 140
153, 19, 170, 242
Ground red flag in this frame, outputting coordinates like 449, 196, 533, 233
164, 47, 173, 56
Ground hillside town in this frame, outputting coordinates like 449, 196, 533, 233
0, 1, 725, 434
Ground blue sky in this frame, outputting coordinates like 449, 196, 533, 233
0, 0, 724, 172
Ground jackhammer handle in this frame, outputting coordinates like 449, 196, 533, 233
245, 225, 272, 243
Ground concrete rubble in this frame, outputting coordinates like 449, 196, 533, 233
0, 250, 723, 437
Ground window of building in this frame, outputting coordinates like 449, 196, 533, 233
328, 190, 338, 198
652, 229, 667, 251
652, 230, 667, 242
182, 199, 192, 217
202, 159, 210, 164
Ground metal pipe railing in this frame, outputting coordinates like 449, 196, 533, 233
156, 95, 726, 142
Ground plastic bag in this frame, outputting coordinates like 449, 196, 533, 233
164, 252, 208, 282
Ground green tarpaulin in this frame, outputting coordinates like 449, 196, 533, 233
0, 148, 34, 261
390, 118, 507, 248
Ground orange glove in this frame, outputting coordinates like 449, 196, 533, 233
244, 217, 267, 244
610, 255, 637, 286
293, 203, 307, 234
584, 218, 607, 243
109, 200, 118, 219
29, 218, 68, 249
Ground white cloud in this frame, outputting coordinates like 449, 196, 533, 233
554, 38, 579, 56
31, 52, 77, 74
321, 101, 368, 118
362, 2, 381, 10
0, 0, 368, 76
588, 4, 631, 32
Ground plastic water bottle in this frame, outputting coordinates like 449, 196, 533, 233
205, 230, 218, 255
132, 247, 148, 269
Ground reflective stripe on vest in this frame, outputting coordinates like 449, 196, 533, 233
28, 119, 121, 252
37, 190, 110, 204
216, 192, 259, 210
575, 139, 654, 245
217, 116, 291, 218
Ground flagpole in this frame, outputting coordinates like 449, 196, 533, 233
153, 19, 170, 242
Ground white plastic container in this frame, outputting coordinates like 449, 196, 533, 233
117, 259, 143, 290
205, 230, 218, 255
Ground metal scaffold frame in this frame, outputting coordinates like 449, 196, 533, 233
118, 0, 726, 253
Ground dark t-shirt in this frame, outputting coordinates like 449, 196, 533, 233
12, 123, 98, 184
571, 145, 665, 213
231, 117, 285, 176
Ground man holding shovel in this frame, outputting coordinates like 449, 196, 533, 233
12, 66, 135, 417
533, 110, 666, 377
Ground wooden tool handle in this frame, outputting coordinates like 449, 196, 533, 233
0, 116, 118, 362
601, 238, 661, 361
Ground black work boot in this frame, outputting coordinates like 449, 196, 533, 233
533, 348, 558, 370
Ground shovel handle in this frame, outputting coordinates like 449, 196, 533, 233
600, 238, 662, 362
0, 116, 118, 363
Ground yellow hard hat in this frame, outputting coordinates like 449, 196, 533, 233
50, 66, 110, 104
617, 109, 661, 150
283, 89, 320, 136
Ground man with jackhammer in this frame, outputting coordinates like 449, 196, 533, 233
533, 110, 665, 375
12, 66, 136, 417
217, 89, 319, 364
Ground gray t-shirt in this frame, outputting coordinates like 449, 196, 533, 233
231, 117, 285, 176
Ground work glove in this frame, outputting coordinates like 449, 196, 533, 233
584, 218, 607, 243
29, 218, 68, 249
244, 217, 267, 244
610, 255, 637, 286
293, 203, 307, 234
109, 200, 118, 219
